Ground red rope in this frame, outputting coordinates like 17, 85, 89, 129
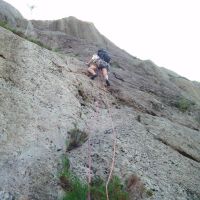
104, 88, 117, 200
87, 99, 99, 200
98, 72, 117, 200
87, 135, 92, 200
87, 71, 117, 200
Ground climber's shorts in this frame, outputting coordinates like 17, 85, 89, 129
96, 59, 110, 71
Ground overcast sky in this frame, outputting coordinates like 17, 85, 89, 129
5, 0, 200, 81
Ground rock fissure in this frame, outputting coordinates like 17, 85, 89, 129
155, 137, 199, 163
112, 72, 125, 82
0, 54, 6, 59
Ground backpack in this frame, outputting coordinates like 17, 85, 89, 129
97, 49, 111, 63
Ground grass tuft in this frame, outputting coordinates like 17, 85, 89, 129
66, 123, 88, 151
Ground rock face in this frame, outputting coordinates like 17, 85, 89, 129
30, 16, 111, 46
0, 0, 24, 26
0, 1, 200, 200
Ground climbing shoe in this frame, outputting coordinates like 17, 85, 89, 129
91, 74, 98, 80
106, 80, 110, 86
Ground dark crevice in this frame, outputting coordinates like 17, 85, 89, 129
192, 127, 199, 131
177, 149, 199, 162
146, 109, 157, 116
78, 89, 87, 102
155, 137, 199, 163
111, 72, 139, 89
167, 118, 200, 132
112, 72, 125, 82
0, 54, 6, 59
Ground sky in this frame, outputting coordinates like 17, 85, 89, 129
5, 0, 200, 81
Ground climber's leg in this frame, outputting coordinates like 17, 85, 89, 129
102, 68, 110, 86
88, 64, 98, 80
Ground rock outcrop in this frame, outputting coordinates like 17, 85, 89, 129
0, 1, 200, 200
0, 0, 24, 26
30, 16, 111, 46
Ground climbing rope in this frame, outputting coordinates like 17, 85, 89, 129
87, 97, 100, 200
86, 70, 118, 200
87, 133, 92, 200
101, 78, 117, 200
97, 72, 118, 200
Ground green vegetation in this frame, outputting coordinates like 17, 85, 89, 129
59, 156, 129, 200
74, 53, 80, 57
59, 156, 88, 200
89, 176, 128, 200
0, 20, 52, 50
0, 20, 12, 30
145, 188, 154, 197
0, 20, 21, 35
66, 123, 88, 151
25, 37, 52, 50
60, 124, 153, 200
174, 97, 195, 112
52, 48, 60, 52
0, 20, 8, 29
112, 61, 122, 69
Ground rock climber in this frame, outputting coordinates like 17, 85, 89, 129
87, 49, 111, 86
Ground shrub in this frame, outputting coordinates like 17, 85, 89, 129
59, 157, 72, 191
59, 157, 128, 200
90, 176, 128, 200
174, 97, 195, 112
59, 157, 88, 200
